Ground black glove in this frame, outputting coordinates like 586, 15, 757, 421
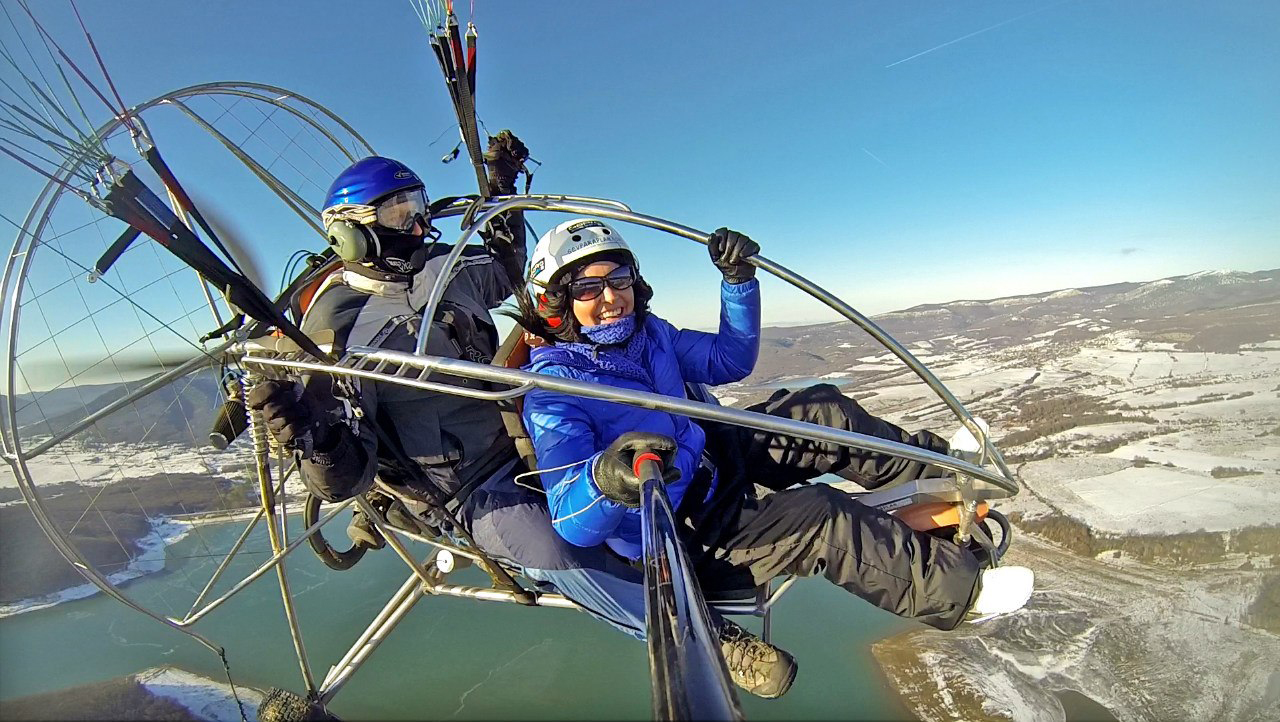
483, 129, 529, 196
591, 432, 682, 508
707, 227, 760, 284
246, 379, 335, 455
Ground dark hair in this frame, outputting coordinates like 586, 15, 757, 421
506, 261, 654, 345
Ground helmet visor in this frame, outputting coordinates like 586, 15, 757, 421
374, 188, 428, 232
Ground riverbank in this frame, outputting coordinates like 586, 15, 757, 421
0, 516, 195, 619
871, 534, 1279, 721
0, 666, 264, 721
0, 495, 311, 619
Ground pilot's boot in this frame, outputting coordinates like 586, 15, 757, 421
948, 417, 991, 465
346, 510, 385, 550
718, 619, 798, 699
967, 565, 1034, 623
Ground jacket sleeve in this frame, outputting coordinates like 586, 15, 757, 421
297, 371, 378, 502
523, 382, 627, 547
462, 210, 527, 309
670, 278, 761, 385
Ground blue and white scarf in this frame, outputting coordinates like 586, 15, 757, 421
536, 314, 652, 387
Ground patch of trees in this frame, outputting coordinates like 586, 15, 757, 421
1210, 466, 1263, 479
996, 392, 1157, 448
0, 474, 257, 604
0, 675, 200, 721
1009, 512, 1280, 564
1004, 447, 1055, 464
1119, 390, 1254, 411
999, 413, 1156, 448
1246, 573, 1280, 636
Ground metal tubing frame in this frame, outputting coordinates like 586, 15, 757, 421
175, 497, 356, 626
245, 348, 1016, 494
249, 407, 318, 695
247, 355, 534, 402
184, 475, 278, 618
639, 461, 743, 721
415, 196, 1015, 483
354, 497, 448, 591
317, 567, 427, 703
0, 155, 220, 656
3, 167, 1020, 708
0, 81, 374, 657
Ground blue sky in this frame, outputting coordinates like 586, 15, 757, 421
3, 0, 1278, 329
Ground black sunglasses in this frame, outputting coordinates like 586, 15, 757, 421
565, 265, 637, 302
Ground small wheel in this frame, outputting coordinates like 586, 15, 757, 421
258, 687, 338, 722
303, 495, 367, 571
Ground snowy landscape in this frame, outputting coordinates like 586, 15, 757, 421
726, 268, 1280, 721
1, 267, 1277, 720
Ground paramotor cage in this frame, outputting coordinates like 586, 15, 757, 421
234, 195, 1019, 715
2, 185, 1018, 719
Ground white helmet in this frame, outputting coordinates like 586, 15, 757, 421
528, 219, 633, 289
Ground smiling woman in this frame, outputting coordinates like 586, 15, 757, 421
570, 262, 637, 326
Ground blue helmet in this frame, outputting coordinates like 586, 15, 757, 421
323, 156, 425, 210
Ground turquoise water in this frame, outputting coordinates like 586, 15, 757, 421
0, 518, 914, 720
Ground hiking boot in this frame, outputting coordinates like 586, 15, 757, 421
968, 565, 1034, 623
346, 511, 385, 550
718, 619, 798, 699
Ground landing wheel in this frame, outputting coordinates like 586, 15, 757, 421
258, 688, 338, 722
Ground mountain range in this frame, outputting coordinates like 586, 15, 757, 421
7, 267, 1276, 448
743, 268, 1279, 397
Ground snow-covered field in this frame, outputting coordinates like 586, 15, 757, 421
851, 311, 1280, 720
876, 535, 1280, 722
1, 440, 258, 490
847, 330, 1280, 536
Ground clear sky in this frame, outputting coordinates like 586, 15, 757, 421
2, 0, 1278, 329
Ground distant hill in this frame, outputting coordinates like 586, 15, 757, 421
748, 268, 1280, 388
15, 370, 224, 447
9, 268, 1277, 446
8, 380, 127, 428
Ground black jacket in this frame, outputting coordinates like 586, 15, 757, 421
297, 233, 524, 506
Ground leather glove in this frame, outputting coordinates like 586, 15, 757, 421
246, 379, 335, 455
707, 227, 760, 284
591, 431, 682, 508
483, 129, 529, 196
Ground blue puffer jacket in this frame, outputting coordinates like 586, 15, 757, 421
523, 279, 761, 559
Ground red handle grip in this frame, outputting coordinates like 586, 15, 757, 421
632, 452, 663, 478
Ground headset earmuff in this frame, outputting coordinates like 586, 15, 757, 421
326, 219, 378, 262
535, 291, 565, 329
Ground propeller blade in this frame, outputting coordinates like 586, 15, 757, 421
59, 347, 230, 384
186, 189, 270, 294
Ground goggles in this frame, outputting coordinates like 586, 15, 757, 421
373, 187, 428, 232
565, 265, 637, 302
